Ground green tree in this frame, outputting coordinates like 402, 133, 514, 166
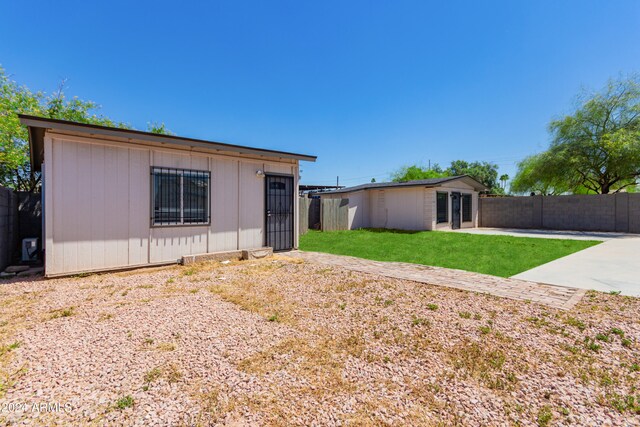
514, 75, 640, 195
1, 69, 41, 191
0, 67, 171, 191
147, 122, 174, 135
510, 153, 572, 195
446, 160, 500, 193
391, 164, 447, 182
499, 174, 509, 190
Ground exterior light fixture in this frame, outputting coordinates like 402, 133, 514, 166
256, 169, 265, 178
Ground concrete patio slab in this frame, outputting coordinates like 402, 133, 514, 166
512, 236, 640, 296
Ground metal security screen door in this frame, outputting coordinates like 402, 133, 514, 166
265, 175, 294, 251
451, 192, 461, 229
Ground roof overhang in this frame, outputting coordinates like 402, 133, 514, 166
20, 114, 317, 172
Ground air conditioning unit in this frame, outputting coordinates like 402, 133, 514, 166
22, 238, 39, 262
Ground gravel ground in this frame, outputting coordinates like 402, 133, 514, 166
0, 256, 638, 426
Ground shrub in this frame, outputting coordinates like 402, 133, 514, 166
116, 395, 134, 410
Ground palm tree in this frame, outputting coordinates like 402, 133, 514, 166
499, 174, 509, 191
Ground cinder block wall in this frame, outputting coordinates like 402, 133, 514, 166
478, 196, 542, 229
480, 193, 640, 233
0, 186, 18, 271
541, 195, 616, 231
629, 194, 640, 233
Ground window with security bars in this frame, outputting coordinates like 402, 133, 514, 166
436, 192, 448, 223
151, 167, 210, 226
462, 194, 472, 222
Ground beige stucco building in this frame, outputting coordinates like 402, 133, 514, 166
21, 115, 315, 277
319, 176, 487, 231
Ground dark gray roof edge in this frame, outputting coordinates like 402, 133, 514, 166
321, 175, 489, 194
19, 114, 317, 164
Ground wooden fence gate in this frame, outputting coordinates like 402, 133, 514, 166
298, 197, 349, 235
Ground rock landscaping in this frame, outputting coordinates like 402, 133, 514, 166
0, 256, 638, 426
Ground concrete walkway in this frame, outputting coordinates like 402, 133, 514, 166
287, 251, 586, 310
512, 237, 640, 296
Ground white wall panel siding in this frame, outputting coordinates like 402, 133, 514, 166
76, 142, 93, 271
90, 144, 106, 270
345, 191, 369, 229
128, 149, 150, 265
43, 137, 55, 275
153, 150, 191, 169
370, 190, 386, 228
149, 226, 208, 263
209, 158, 239, 252
239, 162, 264, 248
264, 163, 293, 175
44, 133, 299, 276
59, 139, 78, 273
115, 148, 130, 267
383, 188, 425, 230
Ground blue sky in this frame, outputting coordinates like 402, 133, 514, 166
2, 1, 639, 186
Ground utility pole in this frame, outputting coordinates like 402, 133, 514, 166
428, 160, 431, 170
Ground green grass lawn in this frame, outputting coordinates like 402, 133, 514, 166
299, 229, 601, 277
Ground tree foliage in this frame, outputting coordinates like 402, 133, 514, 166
0, 67, 172, 191
513, 75, 640, 195
446, 160, 500, 193
510, 153, 573, 195
499, 174, 509, 189
390, 164, 447, 182
147, 122, 175, 135
391, 160, 502, 193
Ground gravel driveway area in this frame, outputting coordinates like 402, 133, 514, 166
0, 256, 638, 426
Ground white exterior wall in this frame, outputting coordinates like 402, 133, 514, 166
43, 132, 299, 276
346, 190, 369, 229
369, 187, 427, 230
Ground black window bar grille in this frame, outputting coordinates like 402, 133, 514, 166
436, 191, 448, 223
462, 194, 472, 222
151, 167, 210, 226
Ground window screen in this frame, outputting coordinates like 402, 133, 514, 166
152, 167, 210, 226
436, 192, 448, 223
462, 194, 472, 222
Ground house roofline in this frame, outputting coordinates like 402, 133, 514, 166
19, 114, 317, 171
320, 175, 490, 194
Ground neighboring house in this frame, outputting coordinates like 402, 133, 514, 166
319, 176, 488, 231
20, 115, 316, 277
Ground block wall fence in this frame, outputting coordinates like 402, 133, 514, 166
479, 193, 640, 233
